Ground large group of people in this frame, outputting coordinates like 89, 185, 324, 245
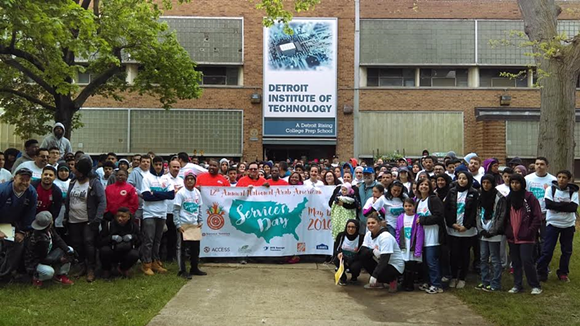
0, 123, 576, 296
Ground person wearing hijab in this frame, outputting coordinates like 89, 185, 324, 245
476, 174, 507, 292
444, 170, 479, 289
514, 165, 528, 176
484, 158, 503, 186
334, 219, 364, 285
504, 173, 543, 295
434, 173, 452, 203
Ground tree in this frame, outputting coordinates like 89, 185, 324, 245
0, 0, 320, 139
517, 0, 578, 173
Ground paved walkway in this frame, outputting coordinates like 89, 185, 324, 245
148, 263, 491, 326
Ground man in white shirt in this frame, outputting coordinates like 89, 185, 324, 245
127, 154, 151, 221
162, 159, 184, 262
468, 156, 484, 184
537, 169, 578, 283
13, 148, 49, 182
176, 152, 207, 178
0, 152, 12, 184
303, 164, 324, 187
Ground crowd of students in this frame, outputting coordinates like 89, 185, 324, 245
0, 124, 576, 295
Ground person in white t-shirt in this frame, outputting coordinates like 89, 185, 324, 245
0, 151, 13, 184
395, 198, 424, 291
536, 170, 579, 283
476, 174, 507, 292
303, 165, 324, 187
359, 213, 405, 291
13, 148, 49, 182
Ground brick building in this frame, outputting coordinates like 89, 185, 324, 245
5, 0, 580, 170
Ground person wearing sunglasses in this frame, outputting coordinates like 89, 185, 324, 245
13, 148, 50, 182
236, 162, 268, 188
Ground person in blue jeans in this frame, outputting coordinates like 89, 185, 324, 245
537, 170, 578, 283
476, 174, 507, 292
416, 178, 446, 294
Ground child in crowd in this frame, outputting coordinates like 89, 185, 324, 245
331, 182, 358, 239
362, 184, 386, 229
174, 171, 206, 279
98, 207, 141, 278
373, 181, 407, 237
396, 198, 424, 291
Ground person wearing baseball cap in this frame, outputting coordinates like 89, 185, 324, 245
174, 171, 206, 279
25, 211, 75, 287
358, 166, 379, 234
0, 167, 37, 281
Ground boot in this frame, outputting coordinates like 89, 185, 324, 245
86, 268, 95, 282
141, 262, 155, 276
190, 257, 207, 276
151, 260, 167, 274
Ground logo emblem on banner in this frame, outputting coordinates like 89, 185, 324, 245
297, 242, 306, 252
207, 203, 226, 230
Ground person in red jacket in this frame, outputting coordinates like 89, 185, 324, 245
105, 169, 139, 220
236, 162, 267, 187
196, 159, 230, 187
504, 173, 543, 295
267, 167, 289, 186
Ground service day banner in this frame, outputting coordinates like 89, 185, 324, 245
263, 18, 338, 119
199, 186, 335, 257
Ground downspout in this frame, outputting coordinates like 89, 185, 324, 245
353, 0, 361, 158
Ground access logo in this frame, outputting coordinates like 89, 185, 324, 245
206, 203, 226, 230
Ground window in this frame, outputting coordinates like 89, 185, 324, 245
480, 68, 528, 88
77, 72, 93, 84
197, 66, 239, 86
420, 68, 468, 87
367, 68, 415, 87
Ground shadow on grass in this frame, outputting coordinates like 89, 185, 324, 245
0, 262, 187, 326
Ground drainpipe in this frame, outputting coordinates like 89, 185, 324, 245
353, 0, 361, 158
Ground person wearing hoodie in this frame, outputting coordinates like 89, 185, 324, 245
359, 213, 405, 291
444, 170, 479, 289
504, 173, 543, 295
11, 139, 39, 173
476, 174, 507, 292
54, 164, 71, 239
40, 122, 72, 158
140, 156, 175, 276
396, 198, 424, 291
334, 219, 364, 286
98, 207, 141, 278
536, 170, 579, 283
64, 157, 106, 282
105, 169, 139, 219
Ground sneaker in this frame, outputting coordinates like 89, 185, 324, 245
475, 283, 485, 290
483, 286, 500, 292
509, 267, 514, 275
364, 282, 385, 289
32, 278, 43, 287
418, 283, 429, 291
441, 276, 450, 283
54, 275, 74, 285
456, 280, 466, 289
538, 275, 548, 282
559, 275, 570, 283
531, 287, 543, 295
338, 281, 347, 286
448, 279, 457, 288
425, 285, 443, 294
508, 287, 522, 294
350, 276, 358, 283
286, 256, 300, 264
388, 280, 398, 293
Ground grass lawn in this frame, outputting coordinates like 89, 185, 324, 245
0, 263, 187, 326
453, 228, 580, 326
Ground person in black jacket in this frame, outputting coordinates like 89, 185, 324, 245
32, 166, 63, 223
334, 219, 364, 286
416, 177, 446, 294
359, 213, 405, 291
98, 207, 140, 278
444, 170, 479, 289
25, 211, 75, 287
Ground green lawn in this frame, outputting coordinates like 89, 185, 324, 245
454, 229, 580, 326
0, 263, 186, 326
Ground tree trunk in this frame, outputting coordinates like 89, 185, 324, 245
537, 60, 576, 173
518, 0, 576, 174
54, 95, 77, 140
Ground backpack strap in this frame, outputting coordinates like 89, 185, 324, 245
551, 185, 574, 201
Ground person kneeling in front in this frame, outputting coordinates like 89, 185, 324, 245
98, 207, 141, 278
359, 212, 405, 291
25, 211, 75, 287
174, 172, 206, 280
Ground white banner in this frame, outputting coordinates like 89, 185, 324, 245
199, 186, 335, 257
263, 18, 338, 118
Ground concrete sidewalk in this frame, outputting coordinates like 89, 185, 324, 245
148, 263, 491, 326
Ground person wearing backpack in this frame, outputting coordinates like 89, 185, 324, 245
536, 170, 579, 283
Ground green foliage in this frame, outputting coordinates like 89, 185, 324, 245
256, 0, 321, 34
376, 151, 405, 162
0, 0, 203, 137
